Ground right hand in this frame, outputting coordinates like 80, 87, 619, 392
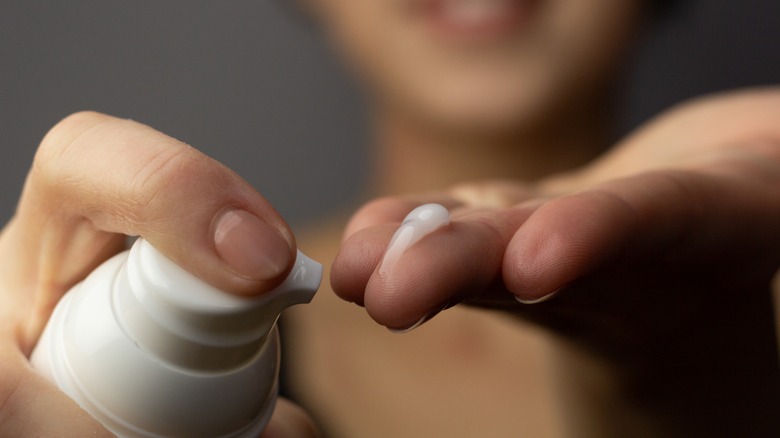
0, 111, 316, 437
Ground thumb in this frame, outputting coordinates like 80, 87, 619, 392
4, 111, 295, 349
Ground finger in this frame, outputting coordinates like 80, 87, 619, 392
341, 195, 463, 242
3, 112, 295, 348
260, 398, 319, 438
331, 224, 395, 306
504, 164, 780, 301
0, 346, 112, 437
341, 181, 536, 241
448, 179, 539, 208
332, 204, 537, 330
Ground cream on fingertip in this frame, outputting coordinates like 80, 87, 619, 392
378, 203, 451, 277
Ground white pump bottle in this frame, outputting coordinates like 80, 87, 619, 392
31, 238, 322, 437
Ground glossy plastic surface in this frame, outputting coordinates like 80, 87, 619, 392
31, 239, 321, 437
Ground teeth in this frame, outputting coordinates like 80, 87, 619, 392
439, 0, 513, 25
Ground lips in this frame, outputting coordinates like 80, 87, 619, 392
417, 0, 535, 41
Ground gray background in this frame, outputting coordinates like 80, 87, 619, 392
1, 0, 779, 229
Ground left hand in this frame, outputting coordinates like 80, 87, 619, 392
330, 88, 780, 434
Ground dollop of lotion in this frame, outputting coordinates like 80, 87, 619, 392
379, 203, 451, 276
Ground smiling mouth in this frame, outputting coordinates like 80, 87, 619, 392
416, 0, 536, 42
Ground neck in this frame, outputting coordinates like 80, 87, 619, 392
370, 98, 614, 196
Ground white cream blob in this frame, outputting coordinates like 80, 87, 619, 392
379, 203, 451, 277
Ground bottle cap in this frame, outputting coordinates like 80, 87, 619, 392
115, 238, 322, 369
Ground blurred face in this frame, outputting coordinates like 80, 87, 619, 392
309, 0, 645, 134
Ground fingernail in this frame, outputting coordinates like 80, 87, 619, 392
213, 209, 292, 281
514, 290, 559, 304
379, 203, 450, 277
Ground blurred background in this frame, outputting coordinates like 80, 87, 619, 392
1, 0, 779, 229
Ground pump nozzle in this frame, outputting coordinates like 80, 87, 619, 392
115, 238, 322, 369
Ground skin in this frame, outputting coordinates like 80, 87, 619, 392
284, 88, 780, 438
330, 89, 780, 435
285, 0, 780, 436
304, 0, 648, 198
308, 0, 643, 135
2, 1, 778, 437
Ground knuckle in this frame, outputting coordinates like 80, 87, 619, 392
37, 111, 110, 162
19, 112, 232, 238
26, 111, 214, 226
32, 111, 112, 185
130, 146, 197, 202
123, 145, 212, 224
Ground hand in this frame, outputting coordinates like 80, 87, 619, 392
331, 89, 780, 434
0, 112, 315, 436
261, 399, 319, 438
